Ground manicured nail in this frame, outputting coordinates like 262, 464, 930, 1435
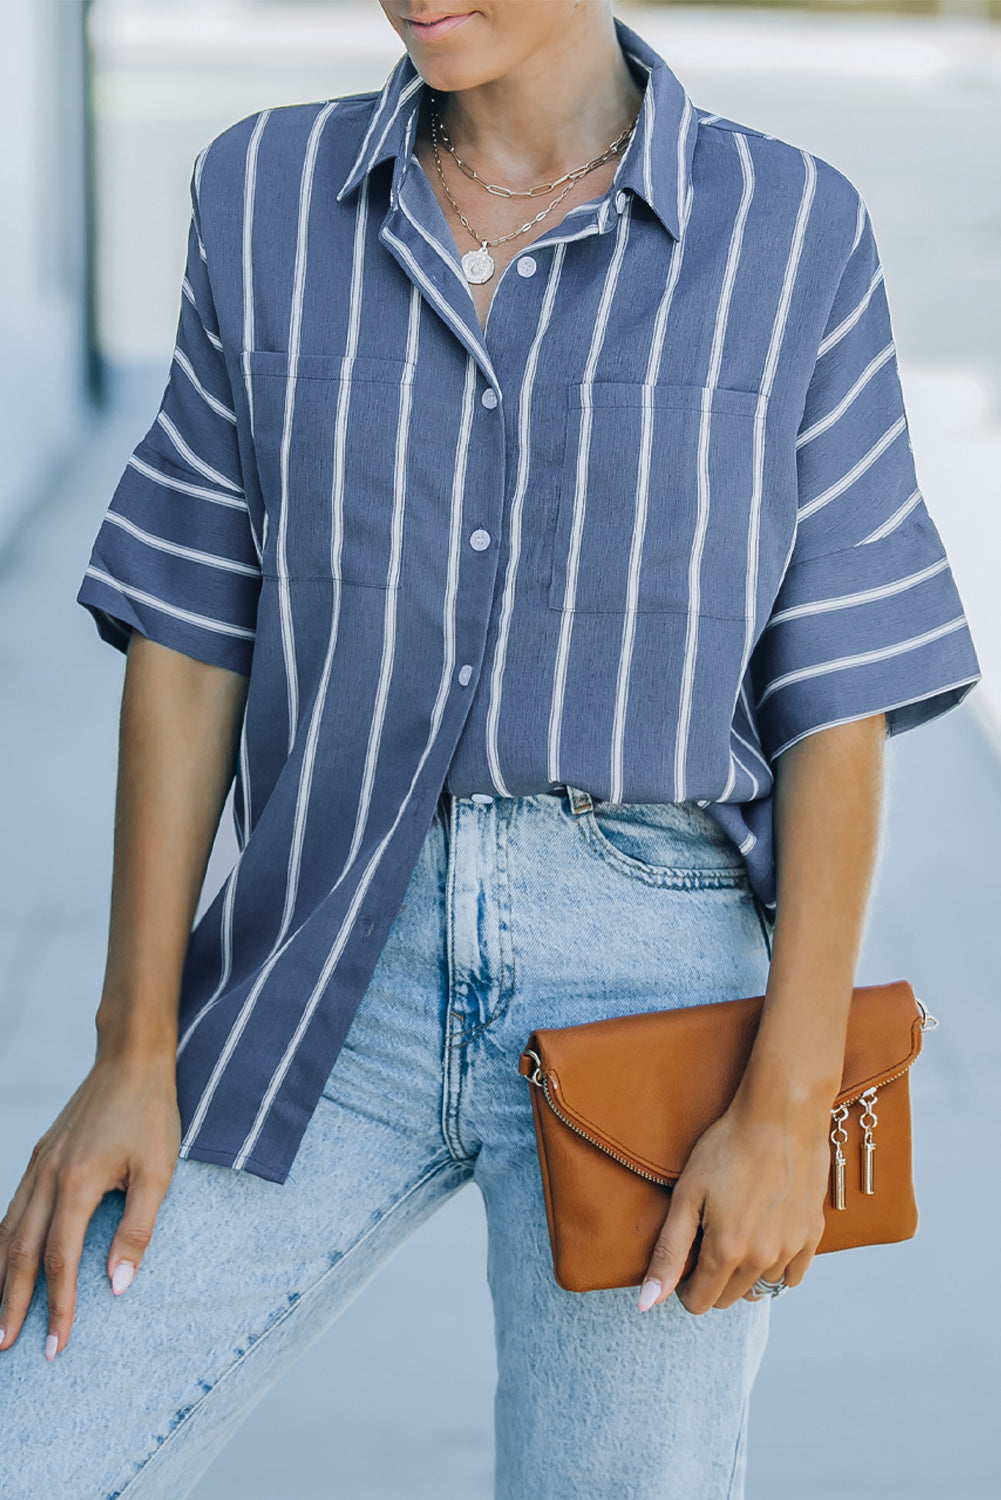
638, 1277, 662, 1312
112, 1261, 135, 1295
0, 1327, 6, 1347
45, 1333, 58, 1361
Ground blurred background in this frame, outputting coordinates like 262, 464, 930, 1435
1, 2, 999, 1496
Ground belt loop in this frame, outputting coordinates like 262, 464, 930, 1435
565, 784, 594, 818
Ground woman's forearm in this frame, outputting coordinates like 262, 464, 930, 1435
736, 711, 887, 1122
94, 632, 249, 1063
640, 710, 888, 1312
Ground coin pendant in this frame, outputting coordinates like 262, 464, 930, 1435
461, 246, 495, 284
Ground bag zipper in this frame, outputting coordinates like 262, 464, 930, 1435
521, 998, 938, 1190
524, 1053, 674, 1186
833, 996, 937, 1109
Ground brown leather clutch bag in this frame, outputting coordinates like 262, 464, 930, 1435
517, 980, 937, 1293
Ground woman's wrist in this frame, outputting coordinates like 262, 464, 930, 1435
94, 992, 179, 1067
732, 1032, 852, 1128
731, 1059, 840, 1130
735, 970, 855, 1126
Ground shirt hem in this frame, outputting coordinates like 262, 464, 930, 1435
177, 1141, 289, 1185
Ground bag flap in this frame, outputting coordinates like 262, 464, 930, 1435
525, 980, 923, 1183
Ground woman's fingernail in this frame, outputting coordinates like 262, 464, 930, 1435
638, 1277, 662, 1312
45, 1333, 58, 1361
112, 1261, 135, 1295
0, 1327, 6, 1347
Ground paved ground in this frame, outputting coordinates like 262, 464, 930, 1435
0, 4, 999, 1496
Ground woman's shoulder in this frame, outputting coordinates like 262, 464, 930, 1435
190, 91, 383, 211
693, 105, 866, 244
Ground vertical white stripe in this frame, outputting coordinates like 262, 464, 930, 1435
642, 67, 656, 207
273, 102, 339, 758
547, 204, 633, 783
672, 135, 756, 801
241, 110, 270, 443
608, 180, 694, 801
736, 148, 818, 720
341, 284, 422, 871
675, 96, 695, 240
484, 245, 566, 796
272, 176, 371, 950
230, 357, 480, 1170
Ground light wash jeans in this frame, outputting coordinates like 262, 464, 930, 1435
2, 787, 776, 1498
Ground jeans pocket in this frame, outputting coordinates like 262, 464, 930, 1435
576, 799, 749, 889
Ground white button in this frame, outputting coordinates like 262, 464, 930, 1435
517, 255, 537, 278
457, 664, 473, 686
471, 793, 493, 804
481, 388, 498, 409
469, 528, 491, 551
615, 190, 627, 213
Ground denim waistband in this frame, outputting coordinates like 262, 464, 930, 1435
435, 785, 729, 840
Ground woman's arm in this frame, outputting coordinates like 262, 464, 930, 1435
0, 633, 248, 1357
639, 709, 886, 1314
96, 632, 249, 1059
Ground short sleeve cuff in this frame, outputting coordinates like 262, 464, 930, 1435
77, 564, 257, 677
752, 517, 983, 760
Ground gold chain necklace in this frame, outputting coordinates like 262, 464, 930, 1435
429, 96, 638, 285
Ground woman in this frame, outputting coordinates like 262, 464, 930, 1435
0, 2, 981, 1496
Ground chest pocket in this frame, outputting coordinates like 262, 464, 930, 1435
547, 382, 766, 620
243, 350, 419, 587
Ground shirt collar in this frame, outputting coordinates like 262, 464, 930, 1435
335, 16, 697, 242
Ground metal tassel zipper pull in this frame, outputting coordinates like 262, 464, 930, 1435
830, 1102, 850, 1211
859, 1087, 878, 1195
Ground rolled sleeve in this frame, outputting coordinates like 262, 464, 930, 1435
751, 196, 982, 761
77, 158, 261, 677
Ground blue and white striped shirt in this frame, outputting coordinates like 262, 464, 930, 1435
77, 17, 982, 1185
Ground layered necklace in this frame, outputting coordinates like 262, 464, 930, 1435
429, 92, 640, 285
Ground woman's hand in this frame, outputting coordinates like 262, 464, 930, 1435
636, 1088, 831, 1314
0, 1053, 180, 1358
633, 712, 886, 1316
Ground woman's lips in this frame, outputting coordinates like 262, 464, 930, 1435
405, 12, 472, 42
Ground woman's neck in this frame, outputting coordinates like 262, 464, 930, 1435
431, 19, 644, 190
